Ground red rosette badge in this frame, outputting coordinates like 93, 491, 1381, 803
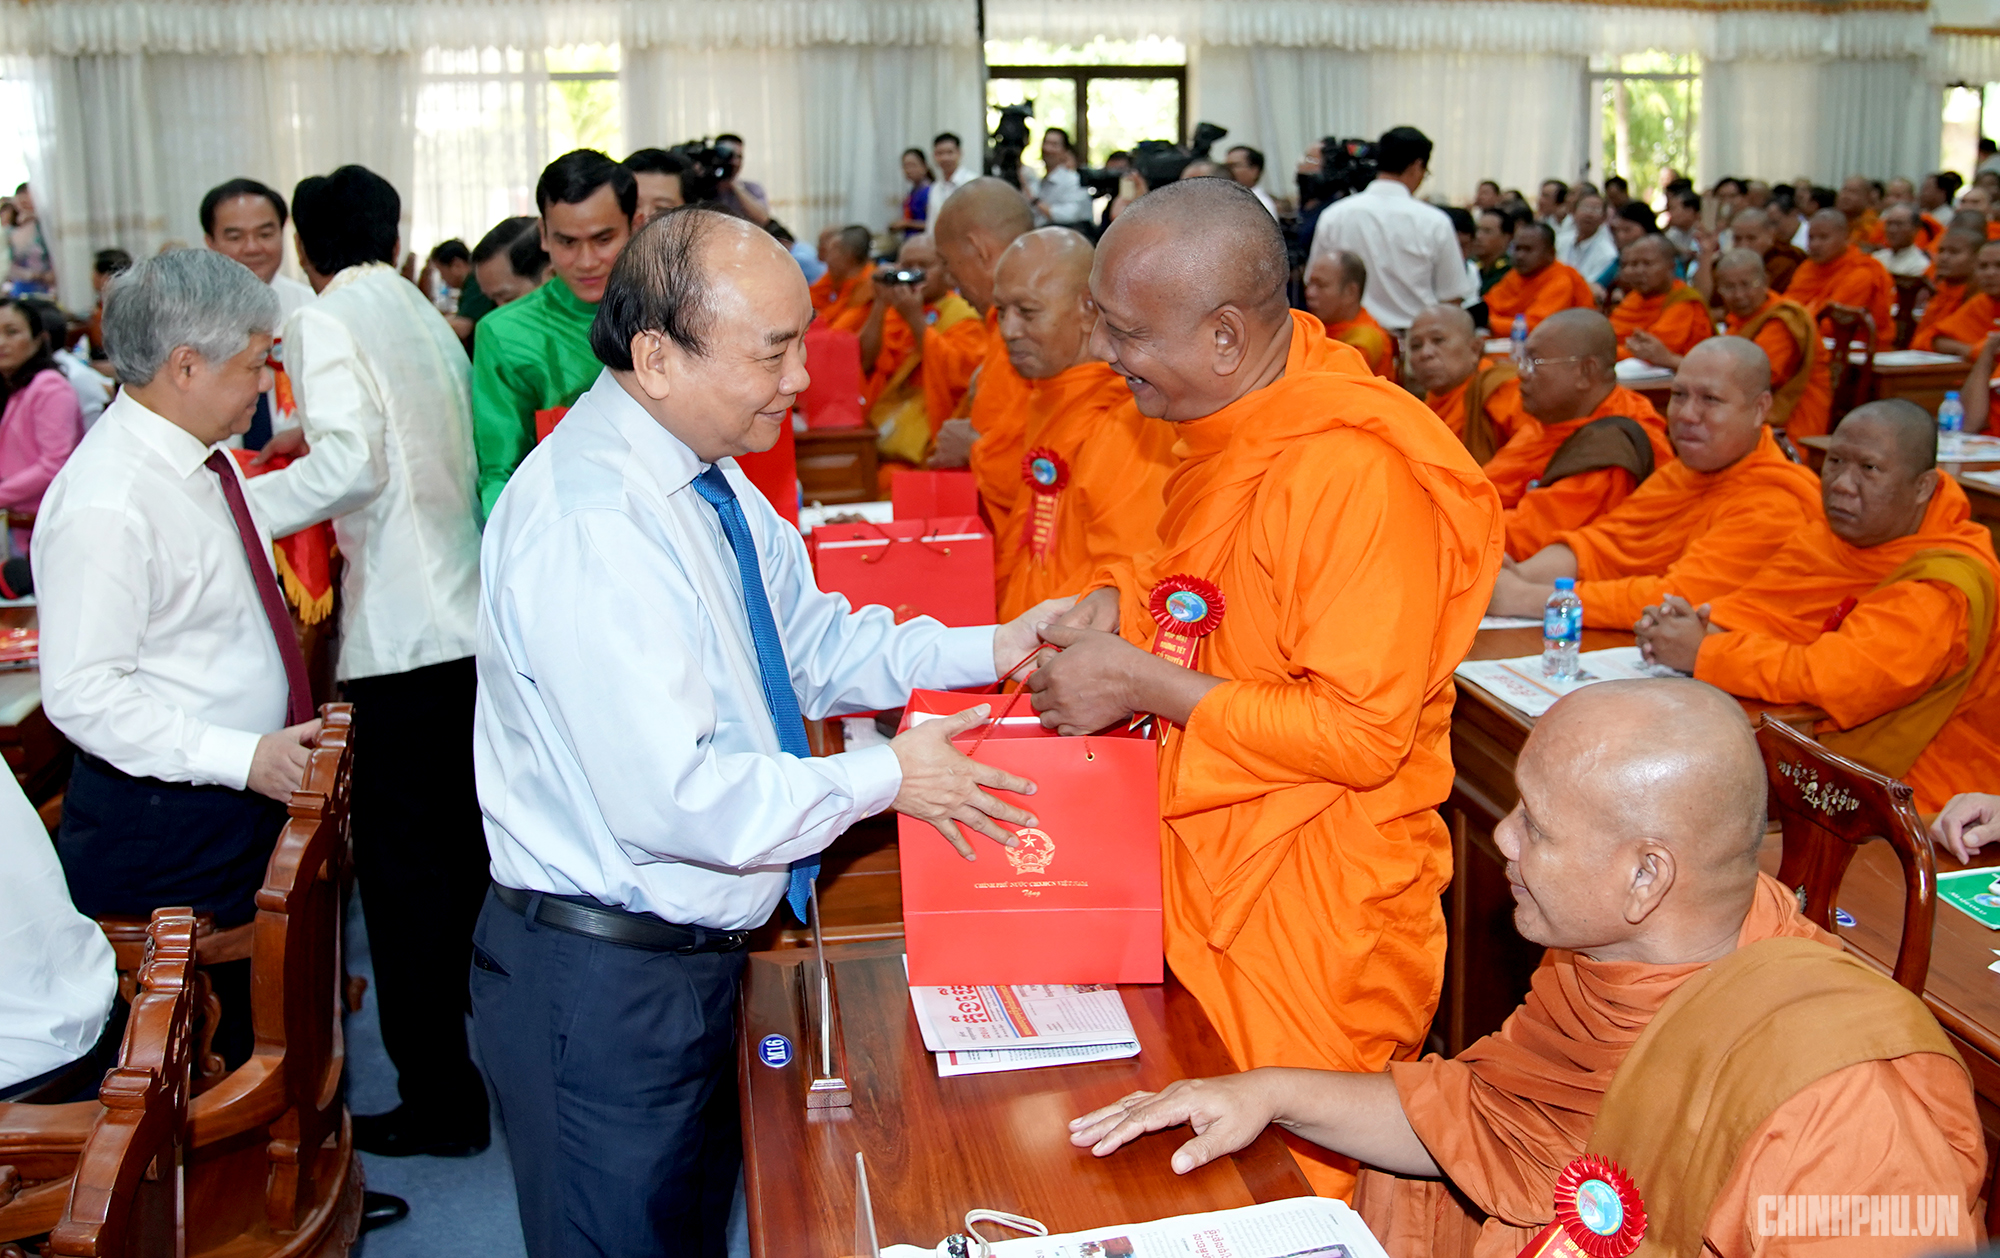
1147, 575, 1225, 669
1021, 448, 1069, 561
1518, 1156, 1645, 1258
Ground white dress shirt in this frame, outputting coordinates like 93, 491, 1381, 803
0, 769, 116, 1091
924, 166, 979, 233
1027, 165, 1096, 228
248, 263, 482, 683
476, 371, 998, 930
35, 392, 291, 789
1562, 228, 1620, 285
53, 348, 111, 431
223, 273, 314, 450
1309, 178, 1475, 331
1250, 185, 1280, 220
1874, 245, 1932, 279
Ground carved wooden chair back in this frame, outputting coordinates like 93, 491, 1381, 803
1820, 308, 1878, 423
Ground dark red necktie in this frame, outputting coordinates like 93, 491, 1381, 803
204, 451, 315, 726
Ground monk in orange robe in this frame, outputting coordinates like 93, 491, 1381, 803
1786, 209, 1896, 348
991, 228, 1178, 620
1611, 235, 1713, 364
852, 236, 986, 475
808, 224, 875, 334
1026, 178, 1503, 1200
1910, 227, 1980, 352
1481, 309, 1673, 559
1930, 238, 2000, 358
1482, 221, 1594, 333
1711, 247, 1831, 437
1637, 401, 2000, 813
1303, 250, 1395, 378
1488, 337, 1821, 628
1726, 207, 1804, 295
1404, 305, 1527, 463
1069, 680, 1983, 1258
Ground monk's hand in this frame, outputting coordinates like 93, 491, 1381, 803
1067, 1073, 1280, 1174
1635, 595, 1711, 673
993, 595, 1080, 681
928, 418, 974, 469
889, 705, 1038, 861
1024, 623, 1147, 734
1624, 329, 1677, 369
882, 276, 925, 323
1052, 585, 1121, 635
1930, 793, 2000, 863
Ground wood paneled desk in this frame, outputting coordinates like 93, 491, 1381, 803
739, 939, 1310, 1256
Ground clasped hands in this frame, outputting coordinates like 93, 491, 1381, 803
1633, 593, 1720, 673
1021, 588, 1225, 734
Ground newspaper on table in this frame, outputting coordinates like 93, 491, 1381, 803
1939, 431, 2000, 464
907, 961, 1141, 1077
883, 1197, 1389, 1258
1477, 615, 1541, 631
1454, 645, 1684, 719
1963, 468, 2000, 492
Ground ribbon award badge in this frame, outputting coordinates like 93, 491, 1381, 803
1519, 1156, 1645, 1258
1147, 576, 1225, 670
1020, 448, 1069, 562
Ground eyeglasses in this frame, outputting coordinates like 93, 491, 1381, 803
1518, 354, 1586, 378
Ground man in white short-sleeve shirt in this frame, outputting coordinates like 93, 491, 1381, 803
1308, 126, 1474, 333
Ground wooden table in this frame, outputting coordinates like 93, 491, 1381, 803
796, 427, 881, 506
1863, 357, 1970, 420
739, 939, 1310, 1256
0, 606, 64, 805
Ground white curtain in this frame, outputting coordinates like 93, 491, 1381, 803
1700, 57, 1939, 187
409, 46, 552, 258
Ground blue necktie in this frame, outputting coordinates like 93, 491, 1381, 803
688, 466, 818, 923
245, 392, 273, 451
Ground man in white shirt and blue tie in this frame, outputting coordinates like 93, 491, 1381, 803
472, 207, 1060, 1257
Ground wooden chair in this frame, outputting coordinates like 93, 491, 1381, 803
1820, 308, 1878, 428
47, 908, 199, 1258
1892, 276, 1933, 351
1758, 714, 1935, 993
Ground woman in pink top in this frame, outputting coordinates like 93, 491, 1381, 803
0, 296, 83, 551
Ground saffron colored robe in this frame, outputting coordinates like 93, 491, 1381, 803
1553, 427, 1822, 628
1910, 279, 1970, 353
1320, 308, 1396, 379
1093, 311, 1504, 1199
1425, 367, 1528, 465
1482, 263, 1596, 333
1610, 281, 1715, 360
965, 309, 1034, 578
1928, 292, 2000, 356
861, 294, 986, 427
1696, 477, 2000, 812
1784, 247, 1896, 348
996, 361, 1176, 621
1724, 292, 1832, 438
1361, 875, 1984, 1258
1481, 386, 1673, 560
808, 271, 874, 335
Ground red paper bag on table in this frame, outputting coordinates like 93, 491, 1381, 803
809, 516, 994, 626
733, 426, 799, 528
891, 469, 978, 520
898, 690, 1161, 985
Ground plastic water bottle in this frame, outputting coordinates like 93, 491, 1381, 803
1511, 314, 1529, 366
1543, 577, 1583, 682
1939, 390, 1965, 434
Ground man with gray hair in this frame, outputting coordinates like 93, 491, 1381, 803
33, 247, 322, 1063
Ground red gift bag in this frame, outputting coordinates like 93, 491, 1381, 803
891, 469, 979, 520
797, 326, 866, 429
809, 516, 995, 626
733, 425, 800, 528
897, 690, 1162, 986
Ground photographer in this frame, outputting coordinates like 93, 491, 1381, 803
857, 236, 983, 469
1307, 126, 1472, 333
712, 133, 770, 225
1019, 128, 1094, 230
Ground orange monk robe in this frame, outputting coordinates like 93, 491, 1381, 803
1481, 387, 1673, 560
1784, 246, 1896, 348
1553, 427, 1821, 628
1364, 875, 1983, 1258
995, 362, 1176, 621
1852, 209, 1882, 246
1424, 369, 1528, 454
859, 296, 988, 426
1093, 311, 1504, 1199
1609, 281, 1714, 360
1909, 278, 1970, 353
1723, 291, 1832, 438
1929, 292, 2000, 355
1920, 212, 1946, 248
809, 271, 874, 335
1696, 477, 2000, 813
1482, 262, 1595, 333
964, 309, 1034, 580
1320, 307, 1396, 379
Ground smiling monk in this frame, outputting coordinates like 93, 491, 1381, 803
1024, 178, 1504, 1199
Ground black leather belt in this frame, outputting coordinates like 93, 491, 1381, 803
491, 883, 749, 954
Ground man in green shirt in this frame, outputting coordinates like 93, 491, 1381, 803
471, 150, 639, 518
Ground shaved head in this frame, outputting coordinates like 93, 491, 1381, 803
1804, 208, 1849, 263
1536, 308, 1618, 372
1728, 208, 1775, 256
1618, 233, 1675, 297
934, 176, 1035, 314
993, 227, 1098, 379
1303, 249, 1367, 325
1822, 399, 1939, 548
1668, 337, 1772, 474
1517, 309, 1618, 423
1090, 177, 1295, 421
1683, 334, 1772, 395
1403, 303, 1481, 396
1934, 228, 1984, 282
1499, 679, 1767, 961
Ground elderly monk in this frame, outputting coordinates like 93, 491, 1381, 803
1872, 204, 1931, 278
1024, 178, 1503, 1199
1068, 679, 1984, 1257
1727, 207, 1803, 295
1481, 309, 1673, 560
1910, 228, 1981, 352
1786, 209, 1896, 347
1406, 305, 1527, 464
1303, 250, 1395, 378
1711, 248, 1831, 437
855, 235, 985, 468
1929, 238, 2000, 358
1638, 401, 2000, 813
1487, 338, 1821, 630
1837, 173, 1881, 247
929, 179, 1035, 522
1484, 222, 1594, 334
1613, 235, 1713, 366
992, 228, 1177, 620
808, 224, 874, 333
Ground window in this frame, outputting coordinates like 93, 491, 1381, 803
1588, 52, 1701, 202
984, 38, 1186, 168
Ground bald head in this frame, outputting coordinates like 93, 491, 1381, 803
1303, 250, 1367, 326
825, 224, 871, 278
1934, 227, 1984, 282
1090, 177, 1295, 421
1403, 304, 1481, 395
1728, 208, 1775, 256
1535, 308, 1618, 369
993, 227, 1097, 380
1500, 679, 1766, 961
1517, 309, 1618, 423
1668, 337, 1772, 473
933, 176, 1035, 314
1711, 247, 1770, 318
1822, 399, 1939, 548
1804, 208, 1849, 263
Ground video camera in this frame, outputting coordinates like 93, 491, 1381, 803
667, 138, 732, 205
1298, 136, 1378, 209
1075, 122, 1229, 204
987, 103, 1034, 189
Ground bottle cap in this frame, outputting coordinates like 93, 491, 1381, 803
1946, 391, 1961, 401
1554, 577, 1575, 590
